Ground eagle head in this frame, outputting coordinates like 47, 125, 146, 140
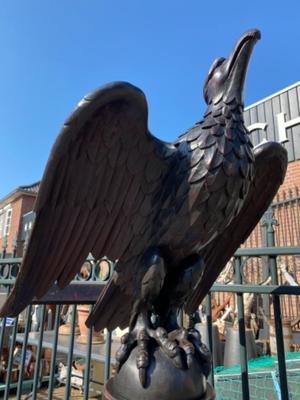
203, 29, 261, 106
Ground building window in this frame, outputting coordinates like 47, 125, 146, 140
0, 206, 12, 238
4, 208, 12, 237
20, 211, 36, 241
0, 213, 3, 239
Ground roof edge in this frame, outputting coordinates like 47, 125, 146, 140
245, 81, 300, 110
0, 181, 40, 207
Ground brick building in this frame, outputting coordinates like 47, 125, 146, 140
244, 81, 300, 194
241, 81, 300, 255
216, 82, 300, 323
278, 160, 300, 195
244, 81, 300, 247
0, 182, 39, 257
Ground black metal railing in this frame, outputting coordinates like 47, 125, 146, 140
0, 256, 114, 399
0, 207, 299, 399
208, 203, 300, 399
210, 246, 300, 400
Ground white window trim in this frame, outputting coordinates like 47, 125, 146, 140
0, 212, 3, 239
1, 205, 12, 238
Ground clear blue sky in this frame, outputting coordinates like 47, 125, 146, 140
0, 0, 299, 199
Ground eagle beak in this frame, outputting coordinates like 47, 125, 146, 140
223, 29, 261, 103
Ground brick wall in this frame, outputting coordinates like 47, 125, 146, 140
0, 194, 36, 257
17, 195, 36, 256
20, 196, 36, 217
244, 159, 300, 248
245, 160, 299, 321
277, 159, 300, 198
7, 197, 22, 254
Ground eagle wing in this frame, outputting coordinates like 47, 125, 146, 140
0, 82, 176, 318
185, 140, 288, 314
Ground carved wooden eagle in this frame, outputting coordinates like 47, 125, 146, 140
0, 30, 286, 348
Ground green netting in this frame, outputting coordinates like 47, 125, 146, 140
214, 352, 300, 399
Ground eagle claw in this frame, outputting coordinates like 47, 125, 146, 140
116, 322, 212, 386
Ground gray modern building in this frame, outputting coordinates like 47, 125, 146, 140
244, 81, 300, 162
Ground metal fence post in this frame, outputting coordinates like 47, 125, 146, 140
47, 304, 61, 400
260, 215, 271, 340
4, 316, 19, 400
83, 305, 93, 400
235, 256, 250, 400
206, 293, 214, 387
16, 305, 32, 400
64, 304, 77, 400
1, 236, 7, 259
262, 207, 289, 400
104, 262, 115, 383
31, 305, 46, 399
12, 235, 18, 259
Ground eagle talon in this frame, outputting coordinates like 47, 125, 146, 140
188, 330, 211, 363
120, 332, 131, 344
136, 329, 150, 387
146, 326, 197, 369
150, 327, 180, 358
166, 328, 196, 369
115, 331, 137, 372
115, 319, 153, 385
187, 329, 212, 377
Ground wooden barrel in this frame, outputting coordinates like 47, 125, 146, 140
269, 319, 293, 355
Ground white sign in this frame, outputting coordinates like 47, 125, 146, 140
247, 114, 300, 143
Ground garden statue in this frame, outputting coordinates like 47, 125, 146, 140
0, 29, 287, 399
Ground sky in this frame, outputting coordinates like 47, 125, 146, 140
0, 0, 300, 199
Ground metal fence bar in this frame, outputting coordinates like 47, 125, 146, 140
271, 370, 282, 400
0, 317, 6, 360
270, 265, 289, 399
64, 304, 77, 400
0, 257, 22, 264
32, 282, 105, 304
1, 239, 300, 399
47, 304, 61, 400
235, 257, 250, 400
211, 283, 300, 295
4, 316, 19, 400
83, 305, 93, 400
265, 207, 289, 400
31, 305, 46, 399
236, 246, 300, 256
104, 262, 115, 384
16, 305, 32, 400
104, 330, 112, 383
206, 293, 214, 387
